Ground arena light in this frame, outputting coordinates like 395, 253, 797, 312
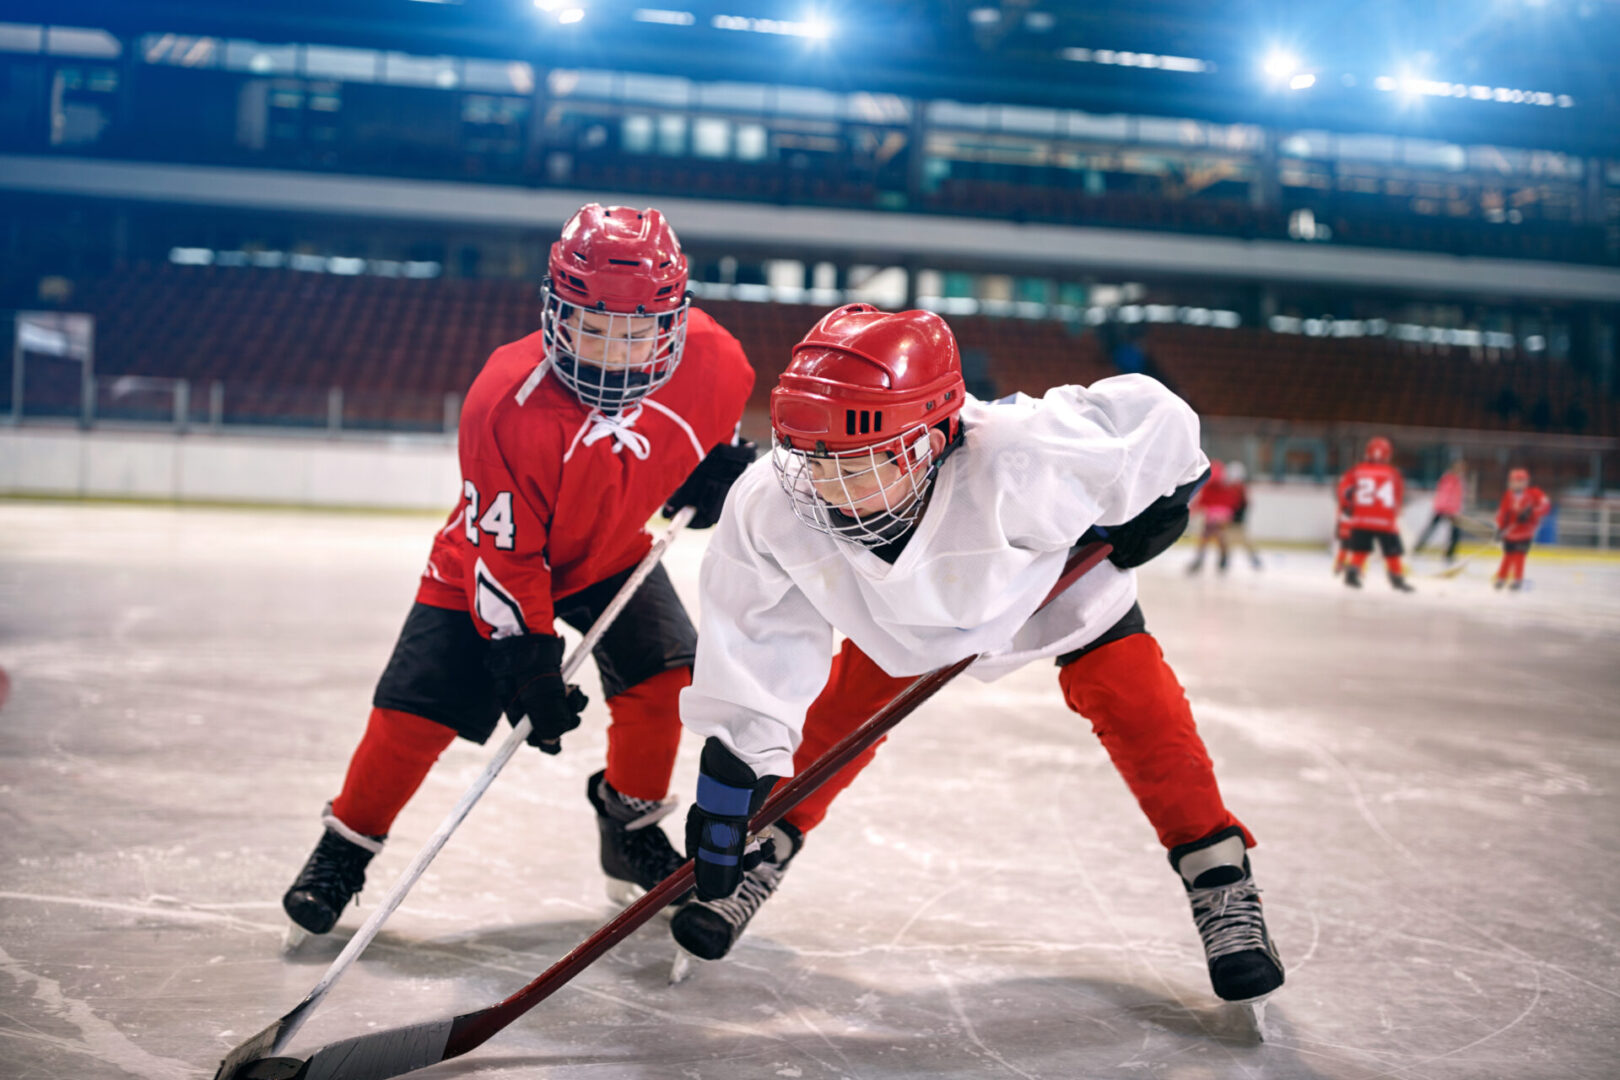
633, 8, 696, 24
1289, 72, 1315, 90
558, 7, 585, 22
1373, 71, 1570, 107
1261, 50, 1300, 81
712, 13, 833, 38
1061, 46, 1213, 73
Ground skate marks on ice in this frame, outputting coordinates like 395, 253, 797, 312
0, 939, 197, 1080
1168, 698, 1615, 1075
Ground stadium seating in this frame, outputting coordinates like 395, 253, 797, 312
56, 265, 1614, 438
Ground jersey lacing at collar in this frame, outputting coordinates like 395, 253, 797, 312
579, 404, 652, 460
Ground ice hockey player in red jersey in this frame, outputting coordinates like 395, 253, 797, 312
1336, 436, 1414, 592
280, 205, 756, 937
1185, 459, 1246, 574
1493, 468, 1551, 591
674, 305, 1284, 1007
1224, 461, 1263, 570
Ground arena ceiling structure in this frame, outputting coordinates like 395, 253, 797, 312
12, 0, 1620, 158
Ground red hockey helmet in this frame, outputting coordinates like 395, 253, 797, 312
771, 305, 967, 547
541, 204, 691, 412
1207, 459, 1226, 485
1365, 436, 1393, 464
1508, 467, 1530, 488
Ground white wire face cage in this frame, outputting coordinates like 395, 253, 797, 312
541, 285, 690, 413
772, 423, 939, 549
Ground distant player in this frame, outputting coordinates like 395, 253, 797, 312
674, 305, 1284, 1007
1336, 436, 1414, 592
280, 205, 756, 938
1185, 460, 1241, 575
1493, 468, 1551, 591
1224, 461, 1262, 570
1414, 459, 1467, 564
1331, 508, 1352, 576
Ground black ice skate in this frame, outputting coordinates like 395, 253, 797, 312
1170, 826, 1284, 1005
586, 769, 686, 908
281, 803, 384, 945
1389, 574, 1415, 593
1343, 565, 1363, 588
670, 821, 803, 964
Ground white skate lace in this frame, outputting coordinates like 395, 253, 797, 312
599, 779, 679, 830
1188, 880, 1269, 960
702, 860, 785, 930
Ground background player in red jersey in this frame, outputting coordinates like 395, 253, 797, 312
1186, 460, 1259, 574
1493, 468, 1552, 591
1224, 461, 1263, 570
1336, 436, 1414, 592
1185, 459, 1237, 575
280, 204, 757, 937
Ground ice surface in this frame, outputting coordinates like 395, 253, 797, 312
2, 502, 1618, 1079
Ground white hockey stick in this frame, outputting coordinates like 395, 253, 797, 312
223, 506, 696, 1073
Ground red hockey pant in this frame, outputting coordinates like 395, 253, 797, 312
330, 666, 690, 837
1496, 549, 1528, 581
782, 634, 1251, 851
1348, 550, 1404, 577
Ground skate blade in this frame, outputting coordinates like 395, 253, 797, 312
282, 921, 311, 952
605, 878, 678, 921
668, 946, 701, 986
1226, 994, 1271, 1042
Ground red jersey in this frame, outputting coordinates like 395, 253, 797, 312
417, 307, 754, 637
1337, 462, 1404, 533
1193, 479, 1246, 516
1496, 487, 1550, 543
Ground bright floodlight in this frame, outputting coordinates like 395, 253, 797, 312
1289, 72, 1316, 90
801, 14, 833, 40
558, 6, 585, 22
1262, 51, 1300, 80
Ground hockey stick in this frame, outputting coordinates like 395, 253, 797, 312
217, 539, 1112, 1080
212, 506, 697, 1080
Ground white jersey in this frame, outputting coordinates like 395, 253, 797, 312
681, 375, 1209, 777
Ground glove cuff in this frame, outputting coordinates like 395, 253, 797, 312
697, 736, 776, 817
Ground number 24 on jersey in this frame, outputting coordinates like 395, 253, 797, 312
463, 481, 516, 549
1354, 477, 1397, 509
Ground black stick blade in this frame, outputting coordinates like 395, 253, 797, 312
215, 1021, 287, 1080
225, 1019, 455, 1080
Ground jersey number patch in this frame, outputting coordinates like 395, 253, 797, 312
463, 481, 516, 550
1354, 477, 1397, 509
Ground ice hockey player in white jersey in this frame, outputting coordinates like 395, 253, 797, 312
673, 304, 1284, 1006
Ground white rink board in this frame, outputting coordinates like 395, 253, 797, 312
1, 427, 1438, 542
0, 427, 460, 510
1, 501, 1618, 1079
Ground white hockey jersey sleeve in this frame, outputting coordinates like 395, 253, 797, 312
679, 471, 837, 778
976, 375, 1208, 552
1073, 375, 1209, 528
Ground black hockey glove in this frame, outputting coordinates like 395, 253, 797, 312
685, 737, 781, 901
1516, 508, 1533, 524
663, 439, 757, 529
1083, 466, 1210, 569
485, 633, 588, 755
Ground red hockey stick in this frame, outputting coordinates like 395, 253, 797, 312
218, 540, 1111, 1080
